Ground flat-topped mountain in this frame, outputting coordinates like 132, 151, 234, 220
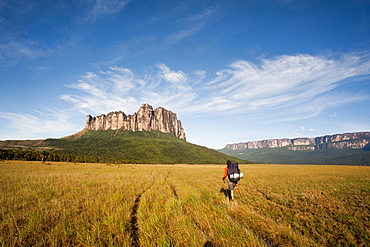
224, 132, 370, 151
0, 104, 248, 164
85, 104, 186, 140
220, 132, 370, 165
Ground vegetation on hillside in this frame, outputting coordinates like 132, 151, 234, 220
0, 130, 248, 164
220, 146, 370, 165
43, 130, 248, 164
1, 161, 369, 246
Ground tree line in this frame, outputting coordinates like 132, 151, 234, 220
0, 149, 141, 164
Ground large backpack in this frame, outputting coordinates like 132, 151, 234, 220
227, 163, 243, 182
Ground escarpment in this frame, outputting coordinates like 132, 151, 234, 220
224, 132, 370, 151
85, 104, 186, 140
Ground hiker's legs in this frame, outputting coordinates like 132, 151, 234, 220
228, 181, 236, 200
230, 189, 234, 200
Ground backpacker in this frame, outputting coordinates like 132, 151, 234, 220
227, 163, 243, 182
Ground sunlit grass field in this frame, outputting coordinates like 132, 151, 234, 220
1, 161, 369, 246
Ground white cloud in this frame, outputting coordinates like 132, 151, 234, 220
199, 53, 370, 117
0, 110, 78, 139
3, 52, 368, 140
61, 86, 138, 116
61, 65, 200, 115
59, 53, 370, 121
156, 63, 187, 84
106, 66, 135, 94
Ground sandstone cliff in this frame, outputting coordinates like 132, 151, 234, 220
224, 132, 370, 150
85, 104, 186, 140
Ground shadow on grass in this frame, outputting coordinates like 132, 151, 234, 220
204, 240, 219, 247
220, 188, 230, 199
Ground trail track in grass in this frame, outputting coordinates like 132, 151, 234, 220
130, 181, 155, 247
0, 161, 369, 246
130, 193, 141, 247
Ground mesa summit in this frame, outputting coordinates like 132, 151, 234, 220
85, 104, 186, 140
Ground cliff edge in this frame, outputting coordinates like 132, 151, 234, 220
224, 132, 370, 151
85, 104, 186, 140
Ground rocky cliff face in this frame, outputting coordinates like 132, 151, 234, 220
85, 104, 186, 140
224, 132, 370, 150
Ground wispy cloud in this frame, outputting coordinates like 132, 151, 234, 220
61, 64, 199, 115
84, 0, 131, 22
0, 41, 53, 67
166, 7, 218, 44
61, 71, 139, 115
157, 63, 187, 84
0, 109, 78, 139
330, 112, 339, 117
60, 52, 370, 121
196, 53, 370, 119
2, 52, 369, 139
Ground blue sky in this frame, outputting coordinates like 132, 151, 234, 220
1, 0, 370, 149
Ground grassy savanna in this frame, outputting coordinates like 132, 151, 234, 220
1, 161, 369, 246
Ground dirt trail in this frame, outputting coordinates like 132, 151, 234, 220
129, 181, 155, 247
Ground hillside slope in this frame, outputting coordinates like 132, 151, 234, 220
44, 130, 248, 164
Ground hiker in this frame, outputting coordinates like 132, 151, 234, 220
222, 160, 242, 200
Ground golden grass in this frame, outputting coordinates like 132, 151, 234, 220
0, 161, 369, 246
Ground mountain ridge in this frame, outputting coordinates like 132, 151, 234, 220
224, 132, 370, 151
220, 131, 370, 165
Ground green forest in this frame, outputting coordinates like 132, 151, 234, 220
0, 149, 116, 164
